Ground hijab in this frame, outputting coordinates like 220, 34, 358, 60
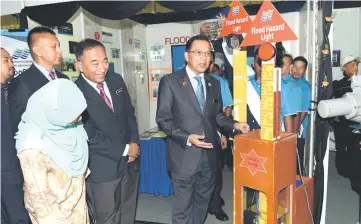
15, 79, 88, 177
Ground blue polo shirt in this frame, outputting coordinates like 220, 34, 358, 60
247, 74, 261, 130
283, 74, 311, 138
212, 74, 233, 109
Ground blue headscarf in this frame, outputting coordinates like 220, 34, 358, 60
15, 79, 89, 177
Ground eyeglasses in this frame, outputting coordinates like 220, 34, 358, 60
188, 50, 212, 58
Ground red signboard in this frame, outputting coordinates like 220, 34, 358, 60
239, 149, 267, 176
241, 0, 298, 47
219, 0, 252, 37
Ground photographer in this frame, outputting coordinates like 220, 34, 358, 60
332, 55, 361, 191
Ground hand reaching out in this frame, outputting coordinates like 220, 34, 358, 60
234, 122, 250, 133
188, 134, 214, 149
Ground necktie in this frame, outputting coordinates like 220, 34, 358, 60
194, 76, 205, 113
2, 85, 8, 105
97, 83, 113, 111
49, 71, 56, 80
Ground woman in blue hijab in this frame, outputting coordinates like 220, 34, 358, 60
15, 79, 89, 223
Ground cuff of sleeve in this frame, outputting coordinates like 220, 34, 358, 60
186, 137, 192, 146
122, 144, 129, 156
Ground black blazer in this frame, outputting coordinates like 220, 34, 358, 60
8, 64, 68, 134
1, 87, 22, 184
75, 73, 139, 183
156, 69, 236, 176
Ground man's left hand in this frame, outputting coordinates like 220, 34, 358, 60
128, 156, 136, 163
221, 135, 228, 149
234, 122, 250, 133
128, 143, 140, 158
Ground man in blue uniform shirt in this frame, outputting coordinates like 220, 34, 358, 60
246, 50, 262, 131
208, 61, 234, 221
283, 56, 311, 173
281, 54, 303, 133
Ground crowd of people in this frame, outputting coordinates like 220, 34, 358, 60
1, 26, 359, 224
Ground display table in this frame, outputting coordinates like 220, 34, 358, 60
139, 137, 174, 196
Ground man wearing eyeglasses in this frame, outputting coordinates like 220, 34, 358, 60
156, 34, 249, 224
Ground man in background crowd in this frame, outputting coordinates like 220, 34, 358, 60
1, 47, 29, 224
281, 54, 303, 133
75, 39, 140, 224
208, 59, 234, 221
8, 26, 68, 134
332, 55, 360, 178
283, 56, 311, 173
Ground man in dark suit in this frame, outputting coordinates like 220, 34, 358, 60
156, 35, 249, 224
1, 47, 29, 223
8, 26, 68, 134
74, 39, 140, 224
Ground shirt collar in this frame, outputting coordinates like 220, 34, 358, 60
33, 61, 55, 76
81, 73, 101, 89
186, 65, 204, 80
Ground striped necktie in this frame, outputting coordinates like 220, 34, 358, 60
97, 83, 114, 111
1, 84, 8, 105
194, 76, 205, 113
49, 71, 56, 80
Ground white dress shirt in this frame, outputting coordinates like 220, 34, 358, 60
81, 73, 129, 156
33, 62, 57, 81
186, 65, 206, 99
185, 66, 223, 145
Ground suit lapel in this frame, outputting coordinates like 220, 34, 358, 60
29, 64, 49, 87
177, 70, 202, 115
78, 75, 114, 114
105, 75, 121, 114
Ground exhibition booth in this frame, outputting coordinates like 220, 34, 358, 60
1, 1, 361, 223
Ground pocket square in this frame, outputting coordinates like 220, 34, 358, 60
116, 88, 123, 95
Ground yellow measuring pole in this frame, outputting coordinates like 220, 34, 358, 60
233, 48, 247, 123
232, 47, 248, 217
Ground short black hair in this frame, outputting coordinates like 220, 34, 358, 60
74, 39, 105, 61
185, 35, 211, 51
283, 54, 294, 63
293, 56, 308, 69
27, 26, 56, 51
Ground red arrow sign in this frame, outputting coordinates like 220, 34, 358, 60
241, 0, 298, 47
219, 0, 252, 37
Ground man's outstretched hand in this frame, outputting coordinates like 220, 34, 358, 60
188, 134, 214, 149
234, 123, 250, 133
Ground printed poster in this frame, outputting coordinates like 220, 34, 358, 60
0, 29, 33, 77
149, 68, 172, 101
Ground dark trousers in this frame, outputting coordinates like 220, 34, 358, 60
209, 147, 226, 211
334, 123, 355, 178
86, 160, 139, 224
1, 170, 29, 224
297, 138, 305, 175
224, 140, 233, 169
171, 150, 216, 224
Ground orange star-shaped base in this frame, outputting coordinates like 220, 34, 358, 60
239, 149, 267, 176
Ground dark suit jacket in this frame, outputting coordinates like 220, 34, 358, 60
8, 64, 68, 134
1, 87, 22, 184
75, 73, 139, 183
332, 76, 354, 125
156, 69, 237, 176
